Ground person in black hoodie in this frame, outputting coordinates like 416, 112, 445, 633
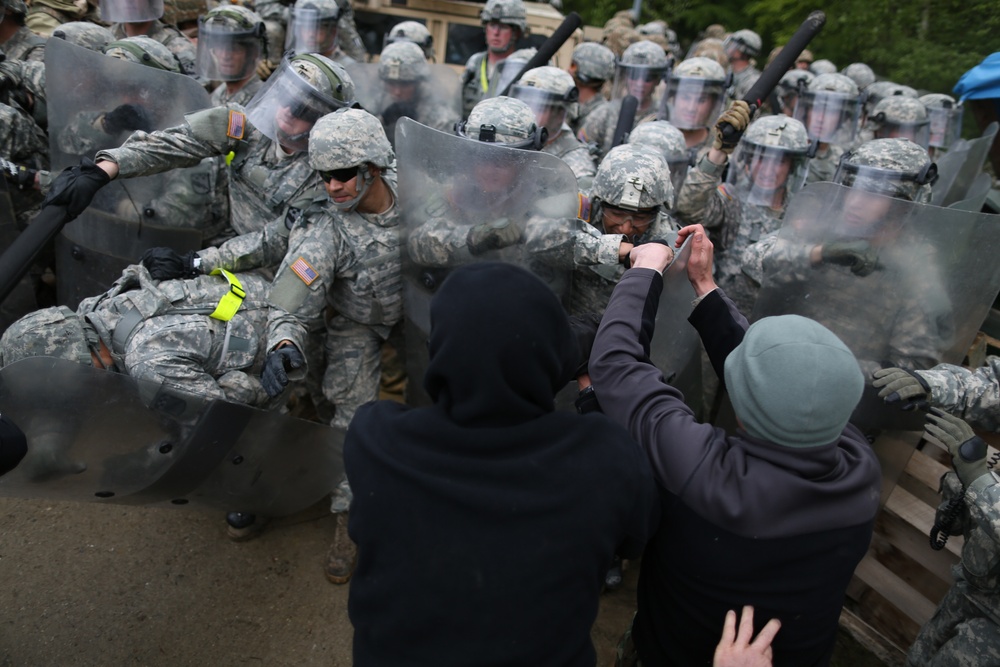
591, 226, 882, 667
344, 261, 658, 667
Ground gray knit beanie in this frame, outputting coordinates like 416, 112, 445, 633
724, 315, 864, 448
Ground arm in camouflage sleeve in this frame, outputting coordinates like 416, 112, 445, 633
197, 215, 292, 274
673, 157, 729, 231
216, 370, 272, 407
407, 214, 479, 267
917, 357, 1000, 433
524, 216, 624, 270
965, 471, 1000, 546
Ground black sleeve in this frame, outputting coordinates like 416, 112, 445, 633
687, 288, 749, 389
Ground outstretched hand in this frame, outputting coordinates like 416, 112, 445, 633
713, 606, 781, 667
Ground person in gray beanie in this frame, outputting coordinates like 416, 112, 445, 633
589, 225, 882, 667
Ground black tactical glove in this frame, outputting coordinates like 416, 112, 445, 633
261, 346, 306, 398
568, 312, 603, 377
872, 367, 931, 410
712, 100, 752, 154
466, 217, 522, 255
820, 239, 880, 276
140, 247, 200, 280
381, 101, 418, 127
102, 103, 154, 134
41, 157, 112, 220
0, 155, 37, 191
925, 408, 990, 488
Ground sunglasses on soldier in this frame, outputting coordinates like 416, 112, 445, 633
320, 166, 359, 183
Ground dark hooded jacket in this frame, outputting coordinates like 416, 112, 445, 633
345, 262, 658, 667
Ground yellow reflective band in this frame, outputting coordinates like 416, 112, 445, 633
225, 151, 236, 166
479, 56, 489, 93
209, 268, 246, 322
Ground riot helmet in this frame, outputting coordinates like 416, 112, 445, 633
611, 40, 669, 106
52, 21, 115, 52
309, 109, 393, 211
841, 62, 875, 91
793, 72, 861, 145
385, 21, 433, 59
0, 307, 94, 369
723, 29, 761, 60
864, 81, 917, 118
727, 115, 813, 209
480, 0, 528, 35
870, 96, 930, 148
661, 56, 727, 131
245, 53, 355, 153
834, 138, 937, 205
511, 66, 578, 138
627, 121, 691, 201
379, 41, 429, 82
920, 93, 963, 151
197, 5, 266, 82
100, 0, 163, 23
776, 69, 813, 116
809, 59, 837, 75
688, 38, 729, 70
104, 36, 180, 72
591, 143, 673, 240
796, 49, 814, 69
571, 42, 615, 86
457, 96, 546, 150
286, 0, 345, 56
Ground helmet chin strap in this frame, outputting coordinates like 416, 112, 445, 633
331, 164, 373, 211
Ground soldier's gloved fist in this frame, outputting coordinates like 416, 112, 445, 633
0, 155, 37, 191
103, 103, 154, 134
872, 367, 931, 410
712, 100, 752, 154
261, 346, 305, 398
820, 239, 879, 276
467, 217, 522, 255
140, 247, 200, 280
41, 157, 112, 220
256, 59, 278, 81
925, 408, 990, 487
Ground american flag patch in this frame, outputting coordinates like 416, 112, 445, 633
290, 257, 319, 285
577, 193, 592, 223
227, 111, 246, 140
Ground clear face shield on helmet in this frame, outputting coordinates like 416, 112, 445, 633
665, 156, 690, 202
611, 63, 665, 107
99, 0, 164, 23
927, 105, 963, 150
794, 91, 861, 145
245, 56, 351, 153
487, 56, 530, 98
833, 160, 937, 210
509, 85, 576, 138
196, 17, 263, 82
727, 143, 811, 209
661, 76, 725, 130
286, 7, 340, 56
873, 117, 931, 148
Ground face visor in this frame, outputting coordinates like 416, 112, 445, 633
196, 17, 262, 82
100, 0, 163, 23
286, 7, 340, 56
661, 75, 725, 130
793, 90, 861, 145
728, 143, 811, 208
510, 84, 577, 138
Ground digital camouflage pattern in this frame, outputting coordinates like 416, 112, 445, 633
579, 96, 658, 161
873, 95, 928, 123
627, 120, 691, 202
26, 0, 102, 37
543, 130, 595, 192
2, 26, 46, 63
572, 42, 615, 84
386, 21, 433, 59
210, 75, 264, 107
463, 96, 539, 144
842, 62, 875, 90
808, 144, 846, 184
110, 21, 198, 77
834, 138, 934, 203
916, 358, 1000, 432
51, 21, 114, 51
378, 41, 428, 82
570, 94, 608, 136
479, 0, 527, 33
308, 108, 394, 171
592, 143, 673, 210
104, 35, 181, 72
725, 29, 761, 58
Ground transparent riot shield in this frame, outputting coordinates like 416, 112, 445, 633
345, 62, 461, 145
45, 38, 217, 308
750, 182, 1000, 499
0, 357, 342, 515
948, 172, 993, 212
931, 121, 999, 208
648, 237, 702, 408
396, 117, 581, 404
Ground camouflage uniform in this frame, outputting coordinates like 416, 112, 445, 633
110, 22, 198, 78
543, 130, 595, 192
2, 26, 46, 63
676, 115, 812, 312
257, 0, 366, 62
49, 21, 114, 51
724, 30, 762, 102
0, 264, 274, 406
869, 95, 930, 146
571, 94, 609, 136
375, 42, 458, 137
95, 54, 355, 240
285, 0, 356, 66
627, 121, 692, 211
199, 5, 267, 109
794, 73, 861, 184
460, 0, 528, 118
915, 358, 1000, 432
26, 0, 102, 37
210, 76, 264, 107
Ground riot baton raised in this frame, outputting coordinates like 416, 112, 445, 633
611, 95, 639, 148
717, 10, 826, 145
498, 12, 583, 97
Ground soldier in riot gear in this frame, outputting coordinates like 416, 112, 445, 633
921, 93, 963, 158
45, 53, 356, 243
385, 21, 433, 60
869, 95, 931, 148
0, 0, 46, 62
50, 21, 114, 52
568, 41, 615, 135
198, 5, 268, 107
26, 0, 101, 37
842, 62, 876, 91
774, 68, 813, 117
102, 0, 199, 77
511, 66, 595, 191
809, 58, 837, 75
627, 121, 691, 211
723, 29, 760, 102
676, 108, 813, 312
286, 0, 354, 64
659, 56, 728, 151
578, 40, 670, 160
372, 41, 459, 142
461, 0, 528, 118
794, 72, 863, 183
